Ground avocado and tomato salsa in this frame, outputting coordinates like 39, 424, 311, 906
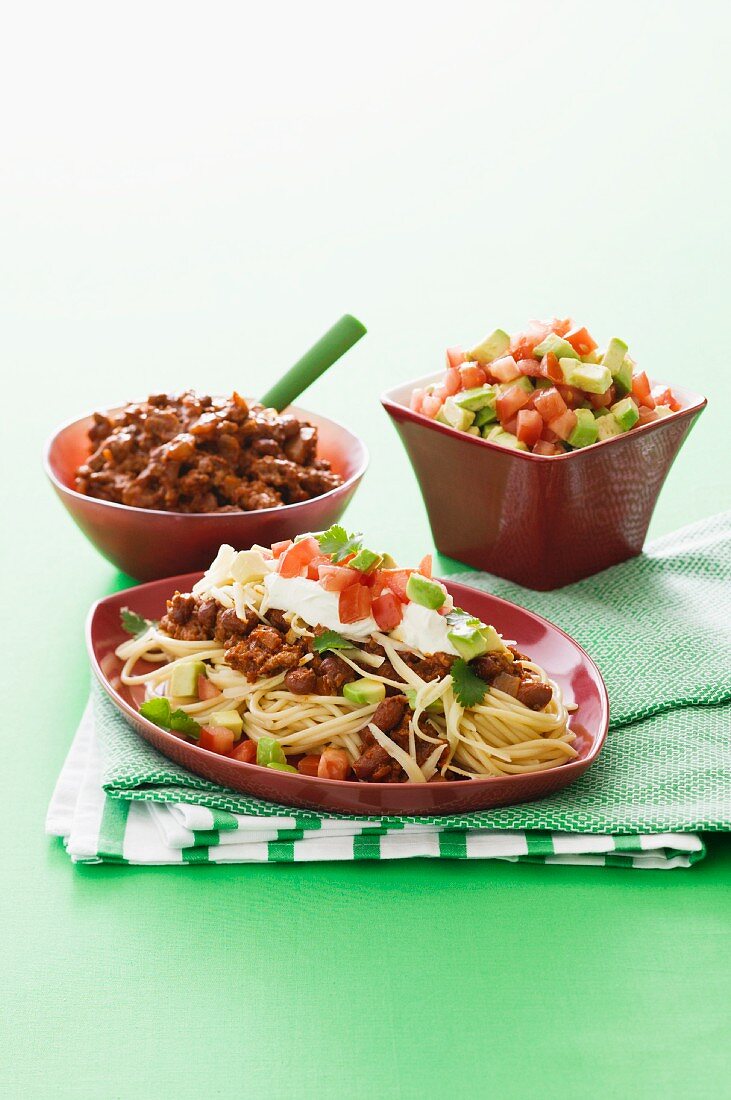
409, 319, 681, 455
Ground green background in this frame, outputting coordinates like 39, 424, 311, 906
2, 3, 730, 1097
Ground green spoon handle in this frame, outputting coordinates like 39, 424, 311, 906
259, 314, 367, 411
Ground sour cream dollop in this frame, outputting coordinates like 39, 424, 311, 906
263, 573, 462, 657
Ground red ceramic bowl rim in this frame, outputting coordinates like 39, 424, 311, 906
381, 373, 707, 462
42, 401, 369, 518
86, 572, 610, 793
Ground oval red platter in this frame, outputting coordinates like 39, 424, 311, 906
87, 573, 609, 816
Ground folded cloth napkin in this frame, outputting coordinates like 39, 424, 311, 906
46, 705, 705, 868
46, 512, 731, 867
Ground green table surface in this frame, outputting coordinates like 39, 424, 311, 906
2, 5, 730, 1098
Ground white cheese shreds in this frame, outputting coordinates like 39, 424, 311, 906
367, 723, 426, 784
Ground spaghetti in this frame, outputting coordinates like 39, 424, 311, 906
116, 532, 576, 784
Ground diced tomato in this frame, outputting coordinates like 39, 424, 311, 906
588, 385, 616, 409
409, 388, 424, 413
489, 355, 522, 383
318, 564, 360, 592
432, 383, 447, 402
516, 409, 543, 448
375, 568, 412, 603
446, 347, 466, 370
459, 363, 487, 389
651, 385, 681, 412
501, 416, 518, 435
631, 371, 655, 409
443, 368, 462, 396
197, 674, 221, 702
534, 386, 567, 423
418, 554, 432, 577
228, 739, 257, 763
371, 591, 404, 631
637, 405, 658, 425
548, 409, 578, 441
565, 326, 598, 356
317, 748, 351, 780
509, 325, 546, 361
533, 440, 563, 456
550, 317, 572, 336
199, 725, 235, 754
271, 540, 293, 560
306, 553, 331, 580
541, 426, 559, 443
297, 754, 321, 777
556, 384, 583, 409
338, 583, 371, 624
541, 352, 564, 383
517, 358, 544, 378
496, 384, 533, 423
278, 536, 320, 577
421, 394, 442, 418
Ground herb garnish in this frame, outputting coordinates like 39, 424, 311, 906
120, 607, 158, 637
316, 525, 363, 563
312, 629, 352, 654
139, 697, 201, 739
450, 659, 489, 708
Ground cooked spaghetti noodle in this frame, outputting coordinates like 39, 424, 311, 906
116, 540, 576, 783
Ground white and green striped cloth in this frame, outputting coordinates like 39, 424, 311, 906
46, 512, 731, 869
46, 705, 705, 868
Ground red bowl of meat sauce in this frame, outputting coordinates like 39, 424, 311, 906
44, 393, 368, 582
382, 373, 705, 590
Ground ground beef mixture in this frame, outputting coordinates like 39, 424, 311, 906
159, 593, 553, 780
76, 390, 343, 512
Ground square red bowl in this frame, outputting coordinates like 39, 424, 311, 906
382, 375, 706, 589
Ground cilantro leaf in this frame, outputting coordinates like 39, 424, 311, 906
139, 696, 200, 740
312, 629, 352, 654
169, 709, 201, 738
316, 524, 363, 563
140, 696, 172, 726
121, 607, 157, 637
450, 659, 489, 708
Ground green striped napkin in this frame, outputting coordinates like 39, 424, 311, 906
46, 512, 731, 867
45, 706, 705, 868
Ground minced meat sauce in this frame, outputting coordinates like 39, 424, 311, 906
75, 390, 343, 512
159, 591, 553, 783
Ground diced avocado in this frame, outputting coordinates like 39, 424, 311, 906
564, 362, 613, 394
568, 408, 599, 448
405, 688, 444, 714
436, 397, 475, 432
533, 333, 580, 361
602, 337, 629, 375
581, 349, 602, 365
349, 548, 382, 573
610, 396, 640, 432
500, 375, 534, 395
343, 678, 386, 706
486, 429, 528, 451
480, 624, 507, 653
593, 406, 611, 418
267, 761, 298, 772
207, 709, 243, 737
612, 357, 633, 397
474, 405, 498, 428
170, 660, 207, 699
466, 426, 481, 436
559, 357, 579, 383
466, 328, 511, 364
230, 549, 272, 585
406, 573, 447, 610
453, 385, 497, 412
447, 622, 489, 661
380, 553, 398, 569
595, 412, 622, 440
654, 404, 674, 419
